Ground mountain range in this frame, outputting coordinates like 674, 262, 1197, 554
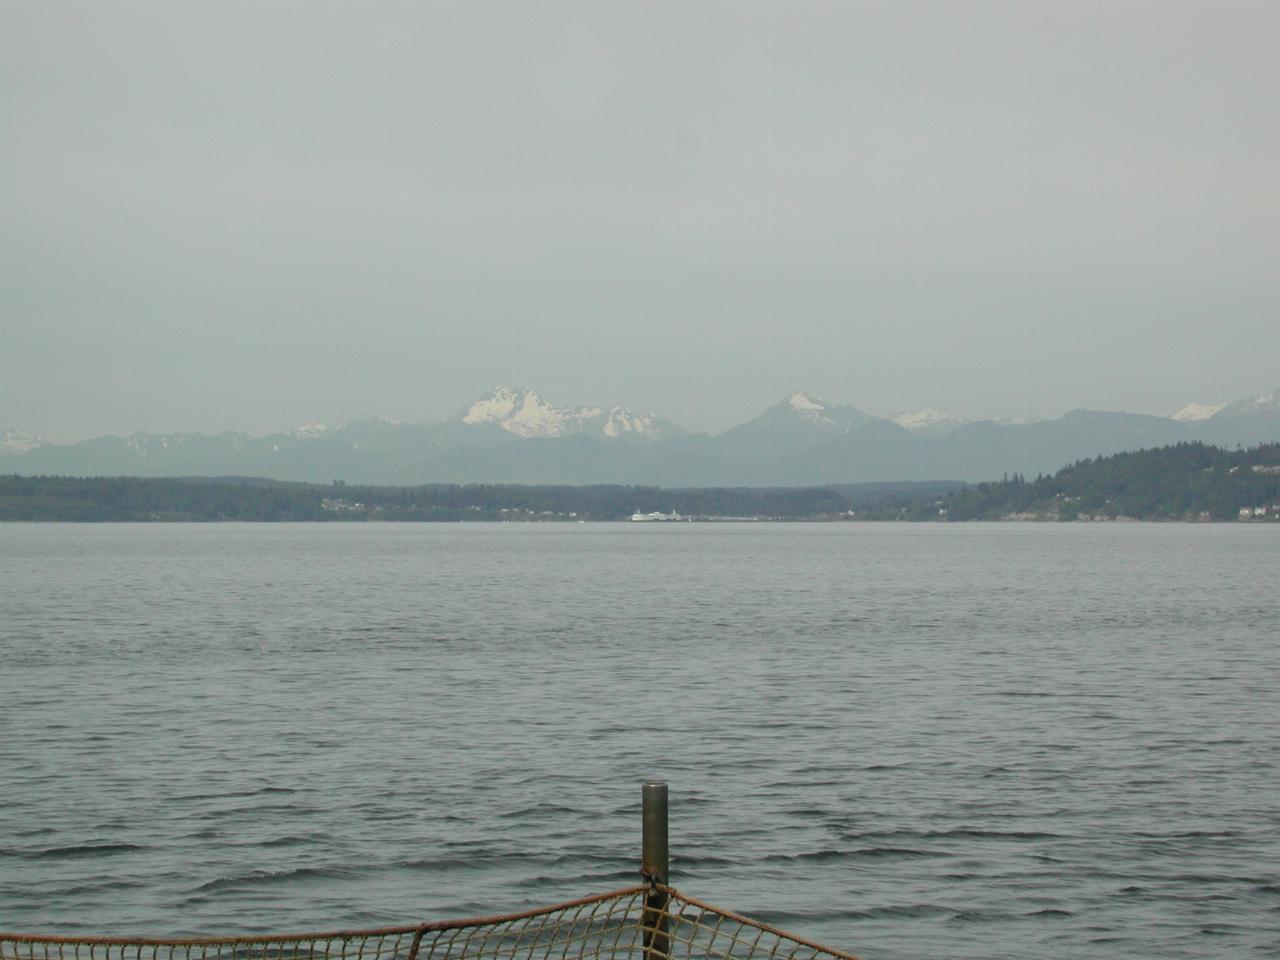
4, 385, 1279, 487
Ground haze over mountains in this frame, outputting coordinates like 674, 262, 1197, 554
4, 385, 1279, 487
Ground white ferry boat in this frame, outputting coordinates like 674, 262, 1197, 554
630, 510, 685, 522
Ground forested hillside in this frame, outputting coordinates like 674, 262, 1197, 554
873, 442, 1280, 521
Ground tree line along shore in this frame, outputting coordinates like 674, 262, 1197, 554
1, 442, 1277, 523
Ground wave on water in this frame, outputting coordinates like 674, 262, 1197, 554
192, 865, 368, 893
947, 909, 1018, 924
171, 786, 301, 802
398, 850, 550, 871
764, 847, 952, 863
32, 878, 151, 900
258, 835, 320, 848
498, 804, 591, 820
750, 903, 952, 926
835, 828, 1063, 842
5, 843, 148, 860
201, 803, 323, 819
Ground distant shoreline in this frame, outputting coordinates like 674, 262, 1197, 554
3, 442, 1279, 522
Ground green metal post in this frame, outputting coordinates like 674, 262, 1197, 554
642, 781, 670, 960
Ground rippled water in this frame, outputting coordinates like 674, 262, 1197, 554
1, 523, 1277, 959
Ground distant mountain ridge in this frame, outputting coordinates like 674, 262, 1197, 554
5, 384, 1279, 486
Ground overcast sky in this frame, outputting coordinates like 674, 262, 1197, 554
2, 1, 1277, 441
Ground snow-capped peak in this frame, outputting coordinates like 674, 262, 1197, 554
461, 385, 529, 426
458, 386, 680, 440
788, 391, 827, 414
1165, 402, 1226, 422
290, 421, 330, 439
1218, 387, 1280, 417
1167, 387, 1280, 421
0, 429, 48, 455
783, 392, 838, 426
749, 392, 875, 434
461, 386, 592, 438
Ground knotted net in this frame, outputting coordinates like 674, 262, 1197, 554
1, 885, 861, 960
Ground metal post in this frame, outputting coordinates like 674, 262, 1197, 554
642, 781, 670, 960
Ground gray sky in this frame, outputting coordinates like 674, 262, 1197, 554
2, 0, 1277, 441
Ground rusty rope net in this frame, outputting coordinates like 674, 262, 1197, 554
0, 884, 862, 960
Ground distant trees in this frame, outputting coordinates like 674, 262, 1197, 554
863, 442, 1280, 521
0, 476, 855, 522
4, 441, 1277, 522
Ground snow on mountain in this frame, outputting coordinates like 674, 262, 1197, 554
458, 386, 683, 440
602, 408, 664, 438
1166, 402, 1226, 422
460, 386, 593, 437
995, 417, 1046, 427
886, 409, 971, 434
290, 421, 331, 439
786, 391, 833, 422
1212, 387, 1280, 418
461, 386, 531, 427
0, 429, 48, 455
123, 431, 187, 456
710, 393, 879, 462
758, 392, 875, 432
